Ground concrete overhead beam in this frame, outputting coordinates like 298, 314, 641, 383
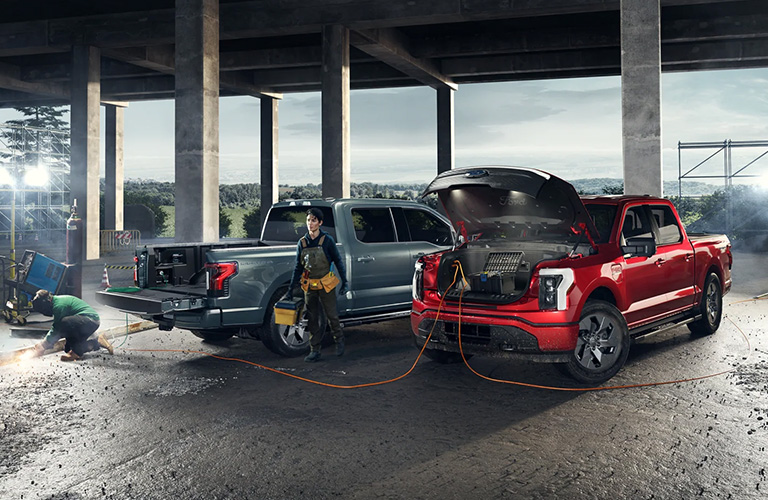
0, 0, 757, 60
351, 28, 456, 90
442, 47, 621, 76
220, 46, 322, 70
0, 60, 69, 98
252, 62, 407, 87
105, 45, 282, 98
20, 59, 159, 82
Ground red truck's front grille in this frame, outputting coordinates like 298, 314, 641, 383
443, 321, 491, 345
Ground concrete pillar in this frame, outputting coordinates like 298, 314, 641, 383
104, 105, 124, 231
70, 45, 101, 262
260, 96, 279, 230
621, 0, 662, 197
175, 0, 219, 242
437, 87, 455, 175
321, 25, 350, 199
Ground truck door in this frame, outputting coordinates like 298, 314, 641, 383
347, 207, 412, 314
392, 206, 454, 267
649, 204, 696, 312
620, 205, 671, 325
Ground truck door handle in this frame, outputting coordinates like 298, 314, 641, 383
655, 258, 665, 267
357, 255, 375, 263
684, 253, 693, 262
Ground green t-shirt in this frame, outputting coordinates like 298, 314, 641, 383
41, 295, 100, 347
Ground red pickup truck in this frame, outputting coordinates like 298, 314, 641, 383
411, 166, 733, 384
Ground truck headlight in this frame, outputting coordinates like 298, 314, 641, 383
538, 268, 574, 311
412, 261, 424, 301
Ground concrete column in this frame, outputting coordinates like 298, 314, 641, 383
437, 87, 455, 175
260, 96, 279, 230
175, 0, 219, 242
70, 45, 101, 263
621, 0, 662, 196
104, 105, 124, 231
321, 25, 350, 199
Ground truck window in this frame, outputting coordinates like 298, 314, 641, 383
403, 208, 453, 245
621, 206, 653, 243
583, 204, 617, 244
261, 206, 336, 243
650, 205, 683, 245
351, 208, 396, 243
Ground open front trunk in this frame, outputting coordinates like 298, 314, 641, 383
422, 166, 598, 304
437, 242, 570, 304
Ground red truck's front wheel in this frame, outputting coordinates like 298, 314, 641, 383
562, 300, 630, 385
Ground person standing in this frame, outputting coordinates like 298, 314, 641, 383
285, 208, 348, 362
32, 290, 113, 361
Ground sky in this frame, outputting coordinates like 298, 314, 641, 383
2, 67, 768, 189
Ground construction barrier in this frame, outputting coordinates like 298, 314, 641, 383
100, 230, 141, 253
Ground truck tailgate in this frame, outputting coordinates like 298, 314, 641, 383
96, 286, 208, 315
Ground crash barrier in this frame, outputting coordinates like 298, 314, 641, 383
123, 264, 755, 392
100, 230, 141, 254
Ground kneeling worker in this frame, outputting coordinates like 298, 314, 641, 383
32, 290, 114, 361
285, 208, 348, 362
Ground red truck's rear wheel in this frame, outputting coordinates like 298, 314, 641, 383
688, 272, 722, 335
563, 300, 629, 385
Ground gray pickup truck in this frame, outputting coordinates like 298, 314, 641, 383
97, 198, 453, 356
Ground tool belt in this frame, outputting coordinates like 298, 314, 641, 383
301, 271, 340, 293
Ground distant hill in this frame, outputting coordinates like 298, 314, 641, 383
569, 178, 720, 196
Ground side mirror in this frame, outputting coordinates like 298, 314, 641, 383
622, 237, 656, 258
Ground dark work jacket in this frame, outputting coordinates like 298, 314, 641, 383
289, 229, 347, 290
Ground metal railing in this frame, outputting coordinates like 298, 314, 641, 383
100, 229, 141, 253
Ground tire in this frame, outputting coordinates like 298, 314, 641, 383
262, 289, 328, 357
687, 272, 722, 336
191, 329, 235, 342
563, 300, 630, 385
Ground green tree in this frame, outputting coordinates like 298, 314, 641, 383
0, 106, 69, 165
243, 205, 262, 238
601, 183, 624, 195
219, 210, 233, 237
125, 192, 168, 236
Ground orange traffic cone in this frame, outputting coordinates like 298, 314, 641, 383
101, 266, 111, 289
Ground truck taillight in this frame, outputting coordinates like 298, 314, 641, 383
133, 256, 138, 285
413, 254, 440, 301
205, 262, 238, 297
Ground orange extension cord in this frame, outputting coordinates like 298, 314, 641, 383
127, 263, 754, 392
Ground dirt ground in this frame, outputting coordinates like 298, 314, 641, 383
1, 251, 766, 499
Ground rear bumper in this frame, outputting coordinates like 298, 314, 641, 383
411, 309, 577, 363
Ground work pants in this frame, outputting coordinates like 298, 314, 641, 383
304, 288, 342, 352
60, 315, 101, 356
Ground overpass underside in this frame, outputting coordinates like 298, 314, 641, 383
0, 0, 766, 258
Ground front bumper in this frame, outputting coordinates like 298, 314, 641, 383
411, 309, 577, 363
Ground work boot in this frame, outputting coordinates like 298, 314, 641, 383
97, 333, 114, 355
335, 338, 345, 357
304, 351, 321, 363
60, 351, 81, 362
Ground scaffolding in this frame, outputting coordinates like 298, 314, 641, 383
0, 124, 71, 243
678, 139, 768, 237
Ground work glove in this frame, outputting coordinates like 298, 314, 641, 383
338, 282, 349, 296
